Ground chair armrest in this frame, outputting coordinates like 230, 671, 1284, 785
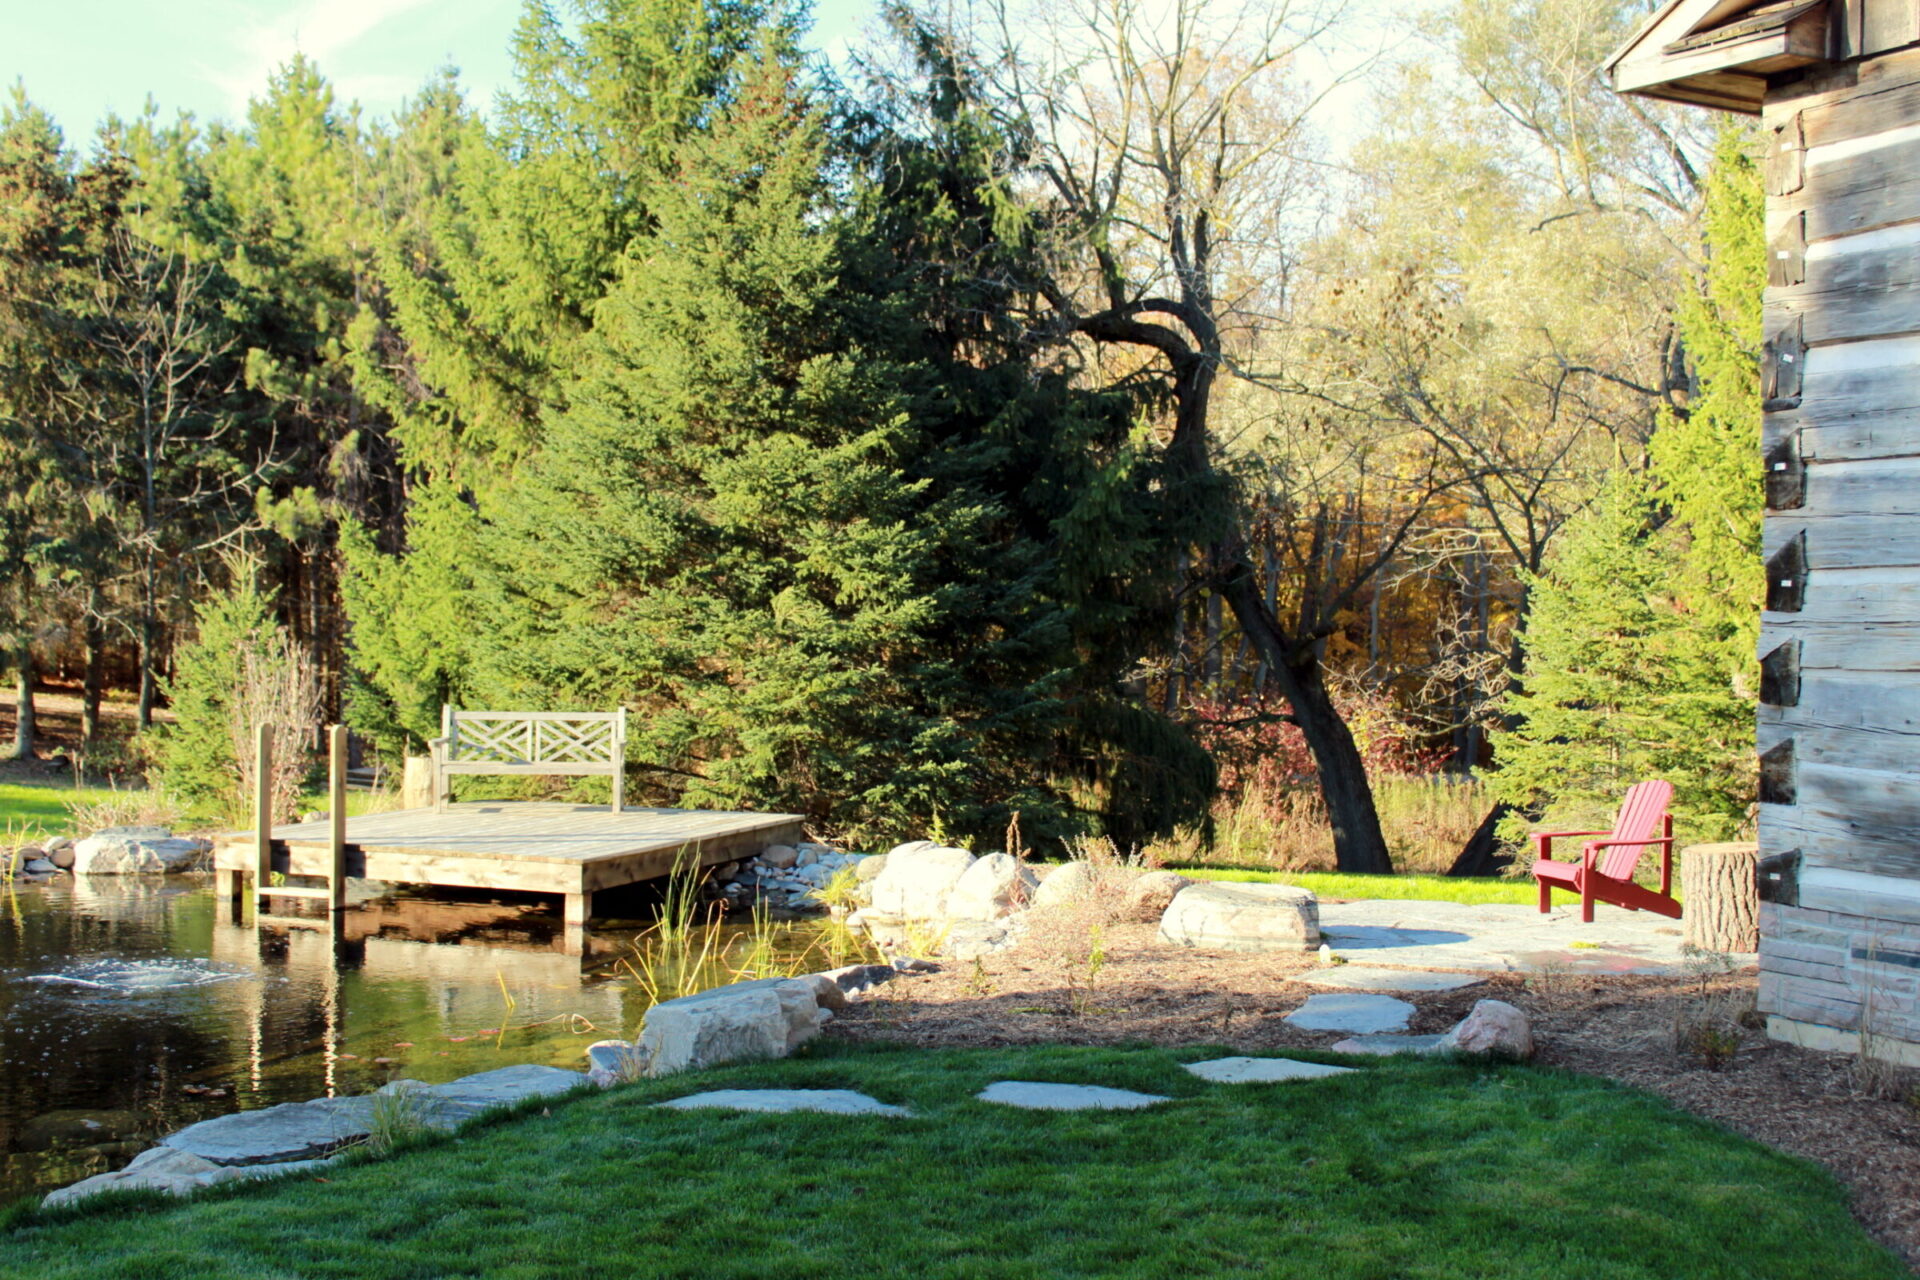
1580, 835, 1675, 879
1533, 830, 1611, 860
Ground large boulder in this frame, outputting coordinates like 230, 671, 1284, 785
71, 828, 211, 875
1126, 870, 1193, 922
638, 977, 832, 1077
1029, 860, 1099, 912
1439, 999, 1534, 1060
868, 844, 975, 920
946, 853, 1039, 921
1157, 881, 1320, 952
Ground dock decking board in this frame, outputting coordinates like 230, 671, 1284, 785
213, 803, 804, 910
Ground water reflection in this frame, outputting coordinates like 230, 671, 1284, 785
0, 876, 838, 1206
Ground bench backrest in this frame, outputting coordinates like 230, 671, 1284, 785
440, 708, 626, 771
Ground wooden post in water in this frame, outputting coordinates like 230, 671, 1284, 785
328, 724, 349, 910
253, 724, 274, 893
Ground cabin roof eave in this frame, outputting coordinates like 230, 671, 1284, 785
1605, 0, 1832, 112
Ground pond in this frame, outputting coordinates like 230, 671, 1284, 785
0, 876, 863, 1206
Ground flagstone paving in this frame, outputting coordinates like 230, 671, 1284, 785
1297, 966, 1486, 993
1315, 899, 1741, 975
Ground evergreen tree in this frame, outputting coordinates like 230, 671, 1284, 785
338, 480, 482, 754
1491, 125, 1762, 842
465, 36, 1172, 846
1648, 123, 1765, 785
1490, 477, 1698, 830
149, 566, 317, 819
351, 0, 786, 482
0, 91, 117, 757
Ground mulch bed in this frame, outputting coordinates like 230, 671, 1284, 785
828, 917, 1920, 1272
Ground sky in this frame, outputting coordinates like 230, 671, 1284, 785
1, 0, 887, 143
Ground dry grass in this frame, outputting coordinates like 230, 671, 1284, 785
1147, 775, 1489, 874
63, 782, 184, 838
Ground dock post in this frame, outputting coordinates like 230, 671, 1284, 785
253, 724, 274, 896
563, 892, 591, 929
328, 724, 349, 911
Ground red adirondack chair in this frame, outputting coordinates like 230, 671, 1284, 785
1531, 780, 1681, 924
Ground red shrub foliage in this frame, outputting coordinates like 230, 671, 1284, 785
1190, 687, 1444, 810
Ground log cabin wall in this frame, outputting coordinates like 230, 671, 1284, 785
1757, 43, 1920, 1063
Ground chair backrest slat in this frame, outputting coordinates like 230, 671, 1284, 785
1599, 779, 1672, 879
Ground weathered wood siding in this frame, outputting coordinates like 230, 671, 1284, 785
1759, 48, 1920, 1053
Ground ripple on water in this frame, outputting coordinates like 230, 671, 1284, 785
21, 958, 257, 995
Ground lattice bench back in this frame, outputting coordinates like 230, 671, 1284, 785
429, 708, 628, 812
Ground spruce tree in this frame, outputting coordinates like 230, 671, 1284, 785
338, 480, 483, 754
1490, 125, 1762, 842
464, 32, 1206, 848
1490, 477, 1694, 831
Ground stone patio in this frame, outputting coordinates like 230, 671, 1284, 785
1316, 899, 1743, 975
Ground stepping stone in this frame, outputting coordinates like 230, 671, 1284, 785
656, 1089, 910, 1117
1299, 966, 1484, 993
1183, 1056, 1355, 1083
976, 1081, 1170, 1111
1284, 993, 1415, 1033
420, 1064, 586, 1116
162, 1096, 385, 1165
162, 1066, 590, 1166
1329, 1033, 1447, 1057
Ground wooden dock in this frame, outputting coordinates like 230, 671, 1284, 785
213, 802, 804, 928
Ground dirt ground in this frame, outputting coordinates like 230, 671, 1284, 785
829, 915, 1920, 1272
0, 685, 154, 786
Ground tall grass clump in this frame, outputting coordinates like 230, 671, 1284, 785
1152, 688, 1483, 874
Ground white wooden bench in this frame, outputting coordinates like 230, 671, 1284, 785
429, 708, 628, 812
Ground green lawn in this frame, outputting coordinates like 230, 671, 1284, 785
4, 1042, 1899, 1279
0, 782, 130, 841
1178, 867, 1541, 905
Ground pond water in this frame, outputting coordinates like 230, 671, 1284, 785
0, 877, 859, 1206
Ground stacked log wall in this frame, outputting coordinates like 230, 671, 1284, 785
1758, 47, 1920, 1059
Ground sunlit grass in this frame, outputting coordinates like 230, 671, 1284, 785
1177, 867, 1538, 905
4, 1042, 1902, 1280
0, 782, 138, 841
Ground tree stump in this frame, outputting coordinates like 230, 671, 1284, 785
401, 755, 435, 810
1681, 842, 1761, 952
